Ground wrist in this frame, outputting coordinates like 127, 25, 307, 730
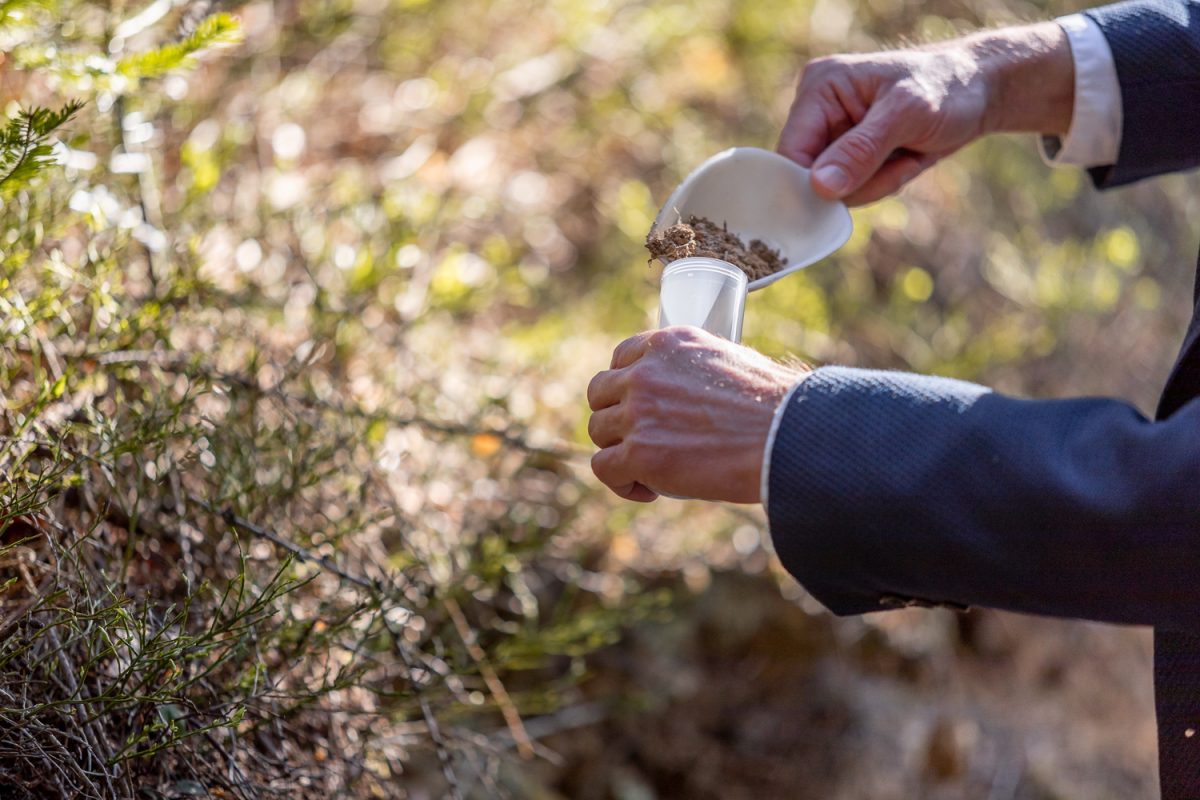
967, 22, 1075, 136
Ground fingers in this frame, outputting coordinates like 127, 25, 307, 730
610, 331, 655, 370
778, 93, 839, 169
608, 327, 714, 376
777, 58, 860, 169
810, 89, 925, 201
587, 405, 624, 449
613, 482, 659, 503
589, 374, 654, 501
587, 369, 623, 412
591, 328, 723, 503
592, 445, 635, 495
840, 150, 938, 206
592, 448, 660, 503
590, 398, 657, 502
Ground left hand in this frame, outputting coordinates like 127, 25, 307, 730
777, 23, 1073, 206
587, 327, 808, 504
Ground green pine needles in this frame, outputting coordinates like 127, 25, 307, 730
117, 13, 243, 79
0, 102, 82, 191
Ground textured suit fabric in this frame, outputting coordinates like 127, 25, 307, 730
769, 368, 1200, 625
1085, 0, 1200, 192
1157, 628, 1200, 793
765, 1, 1200, 796
1087, 3, 1200, 794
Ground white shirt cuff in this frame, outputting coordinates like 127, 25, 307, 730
1040, 13, 1122, 169
760, 374, 809, 509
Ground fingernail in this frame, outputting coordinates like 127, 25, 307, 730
814, 165, 847, 194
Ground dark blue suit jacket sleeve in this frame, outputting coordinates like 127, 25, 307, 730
765, 0, 1200, 624
765, 4, 1200, 794
1085, 0, 1200, 187
766, 368, 1200, 626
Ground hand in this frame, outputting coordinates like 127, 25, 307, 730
779, 22, 1073, 205
587, 327, 808, 504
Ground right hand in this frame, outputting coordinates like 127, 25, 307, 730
779, 23, 1073, 206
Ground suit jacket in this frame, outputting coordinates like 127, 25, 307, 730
766, 1, 1200, 795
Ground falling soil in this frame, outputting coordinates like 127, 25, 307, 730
646, 214, 786, 282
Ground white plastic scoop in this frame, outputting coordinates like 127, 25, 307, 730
652, 146, 854, 291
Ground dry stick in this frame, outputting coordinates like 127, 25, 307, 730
419, 694, 464, 800
195, 498, 468, 798
444, 596, 534, 760
456, 736, 514, 800
259, 375, 580, 459
92, 350, 189, 365
114, 96, 163, 293
35, 728, 99, 799
379, 613, 465, 800
200, 729, 250, 797
200, 362, 581, 460
192, 498, 378, 592
169, 473, 196, 588
0, 567, 57, 644
448, 724, 563, 767
17, 561, 118, 798
45, 632, 117, 795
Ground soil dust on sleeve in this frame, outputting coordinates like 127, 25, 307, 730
645, 214, 786, 282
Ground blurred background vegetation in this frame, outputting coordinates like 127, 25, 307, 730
0, 0, 1192, 795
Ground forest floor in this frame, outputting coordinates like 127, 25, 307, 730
398, 569, 1158, 800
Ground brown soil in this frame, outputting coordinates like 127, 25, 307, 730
646, 215, 786, 282
398, 570, 1157, 799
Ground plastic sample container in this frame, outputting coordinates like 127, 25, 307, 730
658, 257, 748, 343
651, 146, 853, 292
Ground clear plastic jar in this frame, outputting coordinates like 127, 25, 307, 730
657, 257, 747, 343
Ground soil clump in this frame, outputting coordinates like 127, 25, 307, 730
646, 214, 786, 282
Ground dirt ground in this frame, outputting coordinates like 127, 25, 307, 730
401, 569, 1156, 800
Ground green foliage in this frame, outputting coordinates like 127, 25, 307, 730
117, 13, 243, 80
0, 0, 648, 795
0, 102, 80, 191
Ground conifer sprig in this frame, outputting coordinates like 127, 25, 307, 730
117, 12, 242, 79
0, 102, 82, 190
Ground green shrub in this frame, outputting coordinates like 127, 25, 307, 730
0, 3, 646, 797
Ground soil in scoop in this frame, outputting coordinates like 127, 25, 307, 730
645, 215, 786, 282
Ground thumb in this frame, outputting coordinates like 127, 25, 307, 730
810, 91, 921, 200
